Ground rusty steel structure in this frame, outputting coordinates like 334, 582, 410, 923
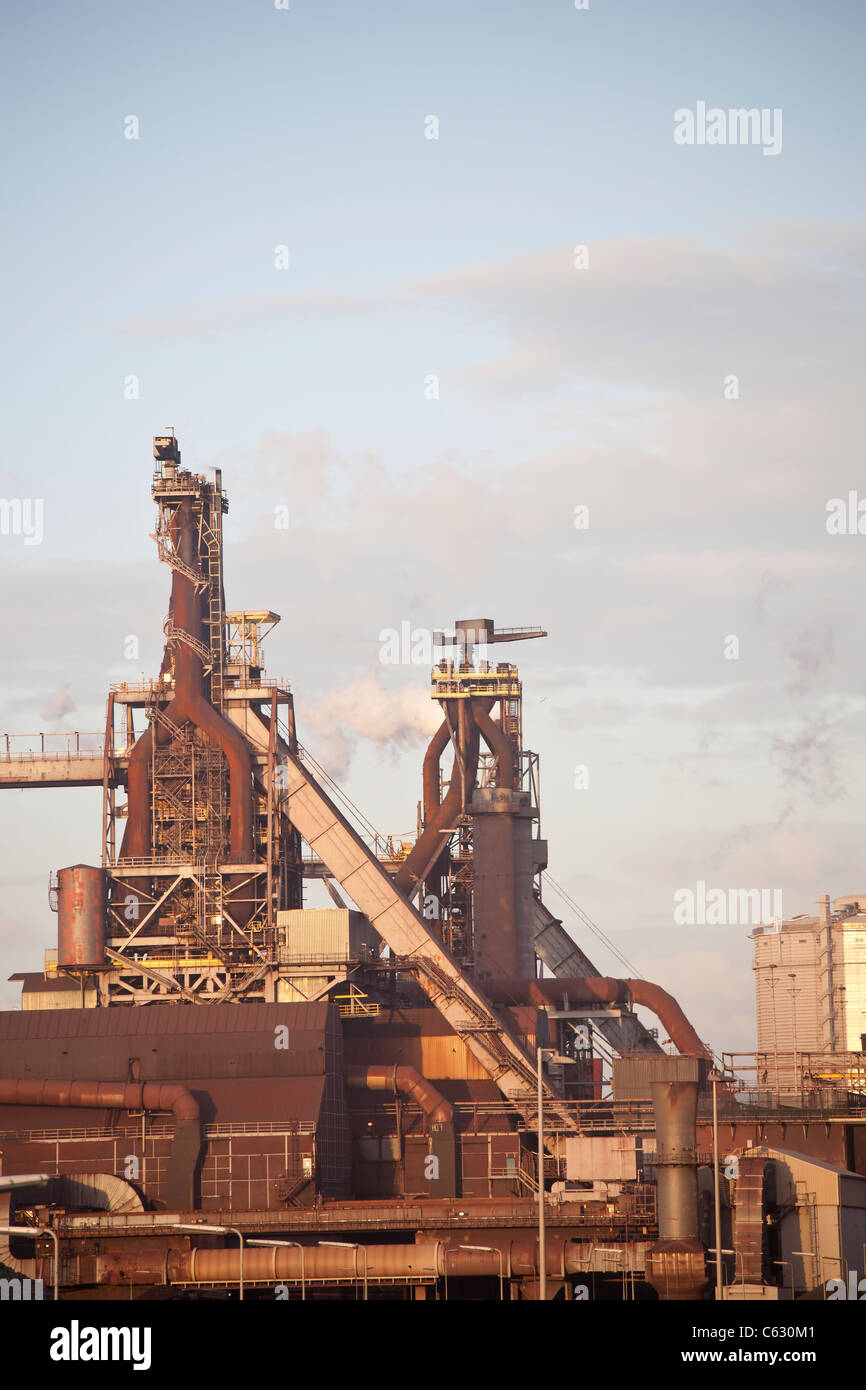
8, 431, 851, 1303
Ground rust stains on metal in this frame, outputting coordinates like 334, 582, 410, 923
484, 976, 711, 1059
346, 1065, 453, 1124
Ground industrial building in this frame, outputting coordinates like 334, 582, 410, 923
751, 894, 866, 1094
1, 434, 865, 1302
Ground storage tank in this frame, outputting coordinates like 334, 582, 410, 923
56, 864, 106, 968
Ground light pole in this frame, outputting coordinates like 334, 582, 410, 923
708, 1068, 724, 1302
174, 1223, 245, 1300
247, 1238, 306, 1300
453, 1244, 505, 1300
0, 1224, 59, 1303
319, 1241, 367, 1300
767, 964, 779, 1092
788, 973, 800, 1098
537, 1043, 549, 1302
535, 1044, 574, 1302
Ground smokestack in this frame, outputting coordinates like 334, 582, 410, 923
819, 893, 831, 928
646, 1080, 707, 1300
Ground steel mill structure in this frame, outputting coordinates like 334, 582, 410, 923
2, 433, 866, 1303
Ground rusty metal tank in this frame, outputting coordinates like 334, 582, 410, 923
56, 864, 106, 968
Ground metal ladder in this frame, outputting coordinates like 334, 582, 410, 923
200, 497, 225, 710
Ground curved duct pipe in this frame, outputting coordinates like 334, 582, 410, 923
395, 700, 485, 895
628, 980, 712, 1061
483, 977, 711, 1059
472, 704, 515, 791
0, 1080, 201, 1211
346, 1065, 453, 1124
346, 1065, 456, 1196
422, 718, 451, 825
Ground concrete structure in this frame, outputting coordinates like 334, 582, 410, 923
752, 895, 866, 1092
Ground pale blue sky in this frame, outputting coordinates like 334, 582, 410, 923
1, 0, 864, 1054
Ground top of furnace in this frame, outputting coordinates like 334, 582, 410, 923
443, 619, 548, 653
154, 432, 180, 473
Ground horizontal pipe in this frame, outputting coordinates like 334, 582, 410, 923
94, 1239, 589, 1287
484, 977, 710, 1059
485, 976, 631, 1008
0, 1079, 198, 1119
0, 1079, 201, 1210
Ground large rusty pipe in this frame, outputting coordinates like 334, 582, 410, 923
485, 976, 631, 1008
95, 1239, 590, 1287
627, 980, 712, 1061
484, 977, 710, 1059
395, 701, 484, 894
650, 1080, 700, 1241
122, 731, 153, 859
472, 705, 515, 790
168, 500, 253, 866
0, 1079, 198, 1119
0, 1080, 201, 1210
422, 718, 451, 825
345, 1065, 453, 1124
647, 1080, 707, 1300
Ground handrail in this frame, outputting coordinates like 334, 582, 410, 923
0, 732, 108, 759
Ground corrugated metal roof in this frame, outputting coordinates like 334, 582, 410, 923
0, 1002, 331, 1042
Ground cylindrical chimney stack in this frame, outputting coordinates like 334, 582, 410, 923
651, 1080, 700, 1242
646, 1079, 707, 1300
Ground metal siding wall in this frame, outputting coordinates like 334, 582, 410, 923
753, 927, 823, 1059
459, 1135, 490, 1198
277, 909, 370, 961
612, 1056, 700, 1099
